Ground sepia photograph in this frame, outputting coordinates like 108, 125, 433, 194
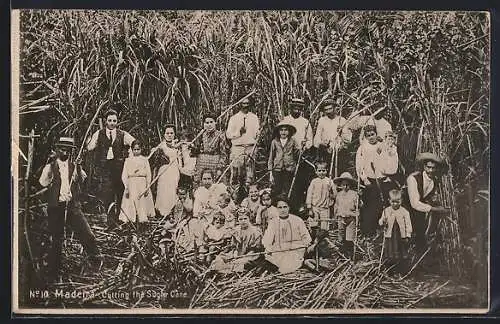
11, 9, 490, 314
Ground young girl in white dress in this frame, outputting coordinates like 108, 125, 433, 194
154, 124, 181, 217
119, 140, 155, 228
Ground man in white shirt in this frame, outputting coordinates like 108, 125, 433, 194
406, 153, 449, 252
39, 137, 101, 283
87, 107, 135, 229
226, 96, 260, 186
313, 98, 352, 175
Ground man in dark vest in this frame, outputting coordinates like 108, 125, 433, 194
87, 107, 135, 228
406, 152, 450, 253
39, 137, 101, 283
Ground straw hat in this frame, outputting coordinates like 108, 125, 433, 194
416, 152, 449, 172
333, 172, 357, 187
55, 136, 76, 148
273, 121, 297, 137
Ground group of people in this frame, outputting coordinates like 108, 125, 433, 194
38, 95, 450, 282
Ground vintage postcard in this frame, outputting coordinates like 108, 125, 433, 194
11, 9, 490, 315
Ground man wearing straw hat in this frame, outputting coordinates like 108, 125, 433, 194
87, 106, 135, 229
313, 97, 352, 175
39, 136, 101, 283
226, 95, 260, 186
406, 152, 450, 253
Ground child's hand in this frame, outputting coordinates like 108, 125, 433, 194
308, 208, 314, 217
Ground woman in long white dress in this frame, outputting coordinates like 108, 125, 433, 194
119, 140, 155, 224
154, 124, 181, 217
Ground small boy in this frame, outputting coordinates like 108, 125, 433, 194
268, 122, 300, 198
217, 191, 238, 229
379, 189, 412, 275
306, 161, 336, 231
333, 172, 359, 259
240, 184, 260, 223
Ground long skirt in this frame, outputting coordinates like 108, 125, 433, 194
119, 176, 155, 223
155, 163, 180, 217
360, 178, 385, 236
194, 154, 223, 186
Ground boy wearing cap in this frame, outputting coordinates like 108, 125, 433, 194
268, 121, 300, 198
87, 107, 135, 229
39, 137, 101, 283
406, 153, 450, 252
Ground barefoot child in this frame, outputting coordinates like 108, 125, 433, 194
119, 140, 155, 232
379, 189, 412, 275
306, 161, 336, 231
333, 172, 359, 259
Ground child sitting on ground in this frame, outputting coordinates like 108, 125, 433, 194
306, 161, 336, 231
333, 172, 359, 259
193, 168, 215, 222
240, 183, 260, 223
204, 211, 232, 264
216, 192, 238, 229
379, 189, 412, 275
255, 189, 279, 233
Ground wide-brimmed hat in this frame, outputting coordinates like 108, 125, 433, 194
289, 98, 306, 108
416, 152, 449, 172
55, 137, 76, 148
273, 121, 297, 137
333, 172, 357, 187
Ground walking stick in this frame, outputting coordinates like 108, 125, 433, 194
353, 175, 360, 261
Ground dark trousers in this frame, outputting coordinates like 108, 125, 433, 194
96, 160, 124, 226
316, 145, 351, 177
288, 155, 316, 214
360, 177, 386, 236
47, 203, 99, 278
272, 170, 293, 200
179, 173, 194, 193
411, 211, 428, 253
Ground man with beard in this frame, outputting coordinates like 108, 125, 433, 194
406, 153, 450, 253
87, 107, 135, 229
39, 137, 101, 283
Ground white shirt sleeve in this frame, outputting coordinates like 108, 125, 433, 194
226, 115, 241, 140
39, 164, 53, 187
407, 175, 432, 213
123, 131, 135, 146
87, 130, 100, 151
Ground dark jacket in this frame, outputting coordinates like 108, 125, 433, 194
45, 161, 84, 208
268, 137, 300, 172
95, 129, 126, 164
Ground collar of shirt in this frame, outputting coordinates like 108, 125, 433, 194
279, 138, 288, 146
106, 128, 116, 139
57, 159, 69, 169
